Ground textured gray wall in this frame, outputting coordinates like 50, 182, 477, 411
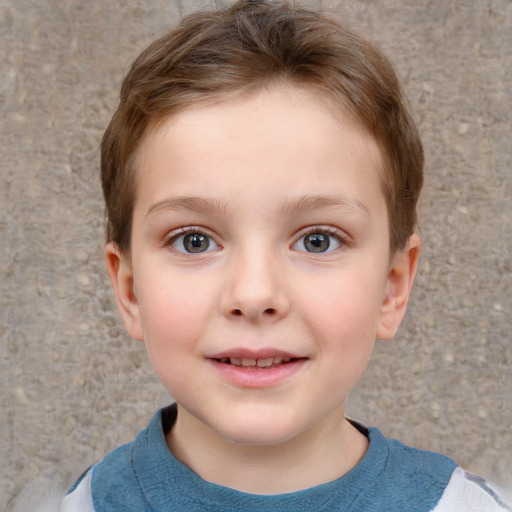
1, 0, 511, 509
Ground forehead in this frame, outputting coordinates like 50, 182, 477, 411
134, 84, 385, 210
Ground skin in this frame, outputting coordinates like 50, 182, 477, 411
106, 84, 420, 494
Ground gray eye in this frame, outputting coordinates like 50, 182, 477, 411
303, 233, 330, 253
293, 230, 342, 254
183, 233, 210, 253
169, 231, 218, 254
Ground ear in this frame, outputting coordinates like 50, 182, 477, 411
376, 234, 421, 340
105, 242, 144, 341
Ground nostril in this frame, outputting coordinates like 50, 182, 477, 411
230, 308, 276, 317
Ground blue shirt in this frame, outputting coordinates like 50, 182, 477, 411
62, 404, 510, 511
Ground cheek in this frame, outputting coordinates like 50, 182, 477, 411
138, 281, 212, 397
299, 276, 384, 344
311, 287, 379, 384
136, 269, 216, 352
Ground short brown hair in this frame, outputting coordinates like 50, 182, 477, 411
101, 0, 423, 253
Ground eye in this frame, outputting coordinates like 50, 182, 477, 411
168, 231, 219, 254
293, 229, 343, 253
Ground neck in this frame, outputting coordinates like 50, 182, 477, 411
166, 404, 368, 495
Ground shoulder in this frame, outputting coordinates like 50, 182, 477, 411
432, 467, 511, 512
361, 426, 510, 512
60, 467, 94, 512
60, 441, 147, 512
367, 426, 458, 492
383, 431, 456, 473
338, 425, 458, 511
60, 405, 179, 512
60, 405, 174, 512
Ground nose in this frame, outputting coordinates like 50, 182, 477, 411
221, 246, 290, 322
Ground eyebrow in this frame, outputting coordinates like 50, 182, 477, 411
277, 194, 371, 219
146, 196, 232, 219
146, 194, 370, 220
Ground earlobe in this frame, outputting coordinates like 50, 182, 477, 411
376, 234, 421, 340
105, 242, 145, 341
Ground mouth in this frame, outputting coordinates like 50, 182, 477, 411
208, 351, 307, 387
214, 356, 299, 369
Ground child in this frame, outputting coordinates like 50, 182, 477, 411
61, 1, 510, 510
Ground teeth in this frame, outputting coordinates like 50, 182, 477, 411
256, 357, 274, 367
222, 356, 293, 368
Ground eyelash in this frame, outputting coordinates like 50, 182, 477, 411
292, 226, 347, 254
163, 225, 347, 255
164, 227, 220, 254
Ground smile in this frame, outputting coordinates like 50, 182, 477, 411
215, 356, 294, 369
208, 353, 307, 388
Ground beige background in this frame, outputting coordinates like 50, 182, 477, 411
1, 0, 511, 509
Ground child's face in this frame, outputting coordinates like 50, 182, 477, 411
107, 85, 418, 447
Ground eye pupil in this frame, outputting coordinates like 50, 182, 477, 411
304, 233, 330, 253
184, 233, 210, 253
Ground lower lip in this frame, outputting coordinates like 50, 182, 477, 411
208, 359, 306, 388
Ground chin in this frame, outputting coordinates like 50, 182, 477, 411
215, 416, 303, 447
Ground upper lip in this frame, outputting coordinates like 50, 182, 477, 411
207, 348, 305, 360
